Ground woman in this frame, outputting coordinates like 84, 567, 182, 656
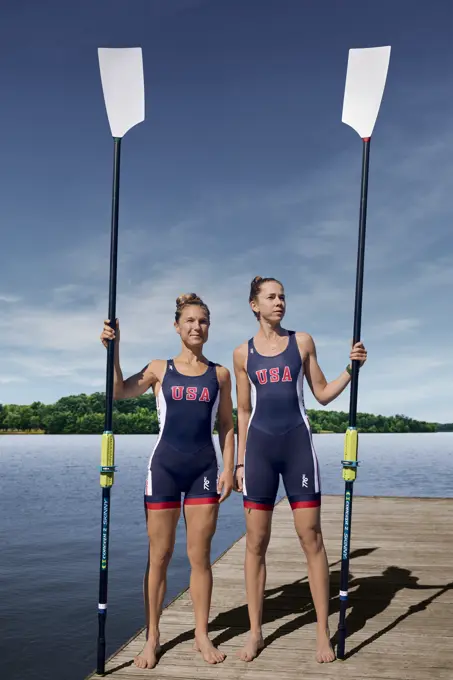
233, 276, 367, 664
100, 293, 234, 668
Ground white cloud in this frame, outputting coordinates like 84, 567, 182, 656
0, 375, 27, 384
0, 119, 451, 423
368, 318, 421, 337
0, 294, 21, 303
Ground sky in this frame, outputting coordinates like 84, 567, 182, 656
0, 0, 452, 422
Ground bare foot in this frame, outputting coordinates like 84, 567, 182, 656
134, 637, 161, 669
193, 632, 226, 664
237, 631, 264, 662
315, 627, 335, 663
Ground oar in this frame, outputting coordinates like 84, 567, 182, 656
336, 45, 391, 660
96, 46, 145, 676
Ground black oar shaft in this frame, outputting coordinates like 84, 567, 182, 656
97, 486, 111, 673
97, 136, 122, 676
349, 138, 370, 426
337, 481, 354, 659
337, 138, 371, 660
105, 137, 122, 432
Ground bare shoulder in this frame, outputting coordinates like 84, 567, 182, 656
146, 359, 166, 383
295, 331, 315, 362
215, 364, 232, 387
233, 341, 248, 367
295, 331, 314, 349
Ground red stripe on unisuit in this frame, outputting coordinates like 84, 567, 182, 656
145, 501, 181, 510
184, 496, 219, 505
244, 500, 274, 511
290, 500, 321, 509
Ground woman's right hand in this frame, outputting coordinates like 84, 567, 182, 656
100, 318, 119, 348
234, 465, 244, 493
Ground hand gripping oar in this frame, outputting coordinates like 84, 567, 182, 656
96, 47, 145, 676
336, 45, 391, 660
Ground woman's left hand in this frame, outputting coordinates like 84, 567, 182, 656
349, 341, 367, 367
217, 469, 234, 503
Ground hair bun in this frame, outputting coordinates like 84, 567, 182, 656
176, 292, 199, 307
251, 276, 263, 284
174, 292, 210, 323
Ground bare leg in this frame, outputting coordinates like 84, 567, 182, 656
293, 506, 335, 663
184, 502, 225, 664
134, 507, 180, 669
238, 508, 273, 662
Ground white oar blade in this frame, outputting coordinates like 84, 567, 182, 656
98, 47, 145, 138
342, 46, 391, 139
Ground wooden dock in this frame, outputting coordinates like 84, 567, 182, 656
88, 496, 453, 680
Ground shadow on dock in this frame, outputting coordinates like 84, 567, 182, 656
104, 544, 453, 674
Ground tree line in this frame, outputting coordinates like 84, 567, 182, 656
0, 392, 450, 434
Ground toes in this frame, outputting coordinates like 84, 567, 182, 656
316, 648, 335, 664
237, 646, 255, 662
134, 656, 147, 669
194, 637, 226, 664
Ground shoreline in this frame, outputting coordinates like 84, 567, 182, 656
1, 429, 451, 435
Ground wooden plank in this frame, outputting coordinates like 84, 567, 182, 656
86, 496, 453, 679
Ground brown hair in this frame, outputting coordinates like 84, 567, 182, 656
175, 293, 210, 323
249, 276, 283, 318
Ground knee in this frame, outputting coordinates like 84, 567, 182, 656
297, 525, 323, 555
149, 542, 173, 569
187, 525, 214, 570
246, 530, 270, 558
187, 541, 211, 570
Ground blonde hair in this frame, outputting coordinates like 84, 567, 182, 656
175, 293, 210, 323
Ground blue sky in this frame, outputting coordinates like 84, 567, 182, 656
0, 0, 451, 422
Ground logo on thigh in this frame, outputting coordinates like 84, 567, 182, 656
203, 476, 210, 491
302, 474, 308, 488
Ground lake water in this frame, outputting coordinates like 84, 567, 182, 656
1, 433, 452, 680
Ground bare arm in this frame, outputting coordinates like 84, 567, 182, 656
115, 359, 160, 400
233, 343, 252, 466
101, 318, 159, 400
215, 366, 235, 473
299, 332, 351, 406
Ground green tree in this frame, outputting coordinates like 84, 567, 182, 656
0, 391, 446, 434
3, 406, 22, 431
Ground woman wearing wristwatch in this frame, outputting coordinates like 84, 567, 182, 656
232, 276, 367, 664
